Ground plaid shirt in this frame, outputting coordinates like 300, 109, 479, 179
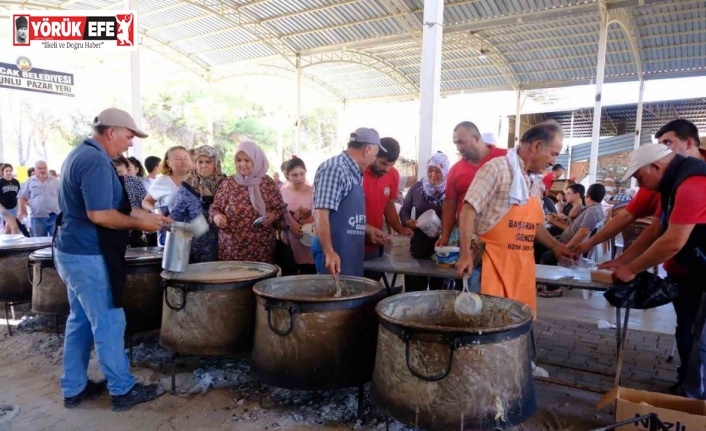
313, 151, 363, 211
609, 193, 632, 203
464, 155, 544, 235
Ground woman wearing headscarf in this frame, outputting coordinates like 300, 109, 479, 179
171, 145, 226, 263
210, 141, 285, 263
399, 152, 450, 291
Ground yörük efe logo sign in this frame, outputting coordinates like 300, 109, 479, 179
10, 10, 138, 50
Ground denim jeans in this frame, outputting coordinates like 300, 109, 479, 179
54, 249, 135, 397
31, 213, 57, 237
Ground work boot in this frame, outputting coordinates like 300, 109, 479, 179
64, 380, 107, 408
110, 383, 166, 412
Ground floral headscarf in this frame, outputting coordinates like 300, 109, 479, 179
233, 141, 269, 216
187, 145, 226, 197
421, 151, 450, 203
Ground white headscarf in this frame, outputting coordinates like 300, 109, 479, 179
421, 152, 450, 203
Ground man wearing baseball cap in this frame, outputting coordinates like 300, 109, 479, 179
610, 143, 706, 398
55, 108, 168, 411
311, 127, 387, 277
574, 120, 706, 392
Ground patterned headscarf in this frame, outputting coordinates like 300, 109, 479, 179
187, 145, 226, 197
421, 151, 450, 203
233, 141, 270, 217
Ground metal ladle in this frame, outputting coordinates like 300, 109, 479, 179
454, 274, 483, 316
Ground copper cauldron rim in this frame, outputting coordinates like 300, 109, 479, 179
375, 290, 533, 336
253, 275, 384, 303
161, 261, 279, 284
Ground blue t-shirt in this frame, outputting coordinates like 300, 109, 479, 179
56, 139, 124, 254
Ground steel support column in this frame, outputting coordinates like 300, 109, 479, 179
295, 54, 302, 156
417, 0, 443, 165
513, 89, 522, 148
589, 1, 609, 184
632, 79, 646, 188
567, 111, 575, 179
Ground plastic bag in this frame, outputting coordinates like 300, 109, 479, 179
603, 272, 680, 309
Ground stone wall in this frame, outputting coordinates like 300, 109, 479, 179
569, 151, 632, 186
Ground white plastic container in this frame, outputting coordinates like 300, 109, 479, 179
416, 209, 442, 238
435, 246, 460, 265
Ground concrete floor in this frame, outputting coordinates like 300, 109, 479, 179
537, 288, 677, 335
536, 240, 677, 336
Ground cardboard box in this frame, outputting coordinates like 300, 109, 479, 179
549, 179, 570, 193
591, 269, 614, 284
597, 386, 706, 431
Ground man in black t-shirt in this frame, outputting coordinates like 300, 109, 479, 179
0, 163, 21, 234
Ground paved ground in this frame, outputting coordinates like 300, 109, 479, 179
0, 307, 680, 431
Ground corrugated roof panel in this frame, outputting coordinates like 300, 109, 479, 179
139, 3, 206, 28
13, 0, 706, 101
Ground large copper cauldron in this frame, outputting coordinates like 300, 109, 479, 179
251, 275, 385, 390
0, 236, 52, 303
160, 262, 279, 356
371, 291, 535, 431
28, 247, 164, 334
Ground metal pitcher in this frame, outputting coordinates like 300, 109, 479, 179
161, 222, 193, 272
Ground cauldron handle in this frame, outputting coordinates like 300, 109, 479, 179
163, 281, 187, 311
265, 302, 297, 336
27, 261, 43, 286
403, 332, 456, 382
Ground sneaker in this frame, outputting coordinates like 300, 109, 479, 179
110, 383, 166, 412
64, 380, 107, 408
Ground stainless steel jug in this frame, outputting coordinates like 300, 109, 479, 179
162, 222, 193, 272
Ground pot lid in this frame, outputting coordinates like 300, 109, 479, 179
0, 236, 53, 252
161, 261, 279, 284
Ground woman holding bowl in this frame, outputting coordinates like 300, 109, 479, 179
210, 141, 284, 263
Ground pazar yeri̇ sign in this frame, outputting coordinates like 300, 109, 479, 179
0, 57, 74, 97
10, 10, 138, 51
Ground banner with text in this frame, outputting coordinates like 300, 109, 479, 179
0, 57, 74, 97
8, 10, 138, 51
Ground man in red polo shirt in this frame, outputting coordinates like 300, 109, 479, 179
542, 164, 565, 194
363, 137, 413, 261
577, 119, 705, 393
436, 122, 507, 248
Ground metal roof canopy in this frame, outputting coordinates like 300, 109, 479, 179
0, 0, 704, 102
535, 97, 706, 139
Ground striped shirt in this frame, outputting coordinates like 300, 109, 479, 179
464, 155, 544, 235
313, 151, 363, 211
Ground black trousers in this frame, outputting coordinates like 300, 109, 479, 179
671, 274, 704, 384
